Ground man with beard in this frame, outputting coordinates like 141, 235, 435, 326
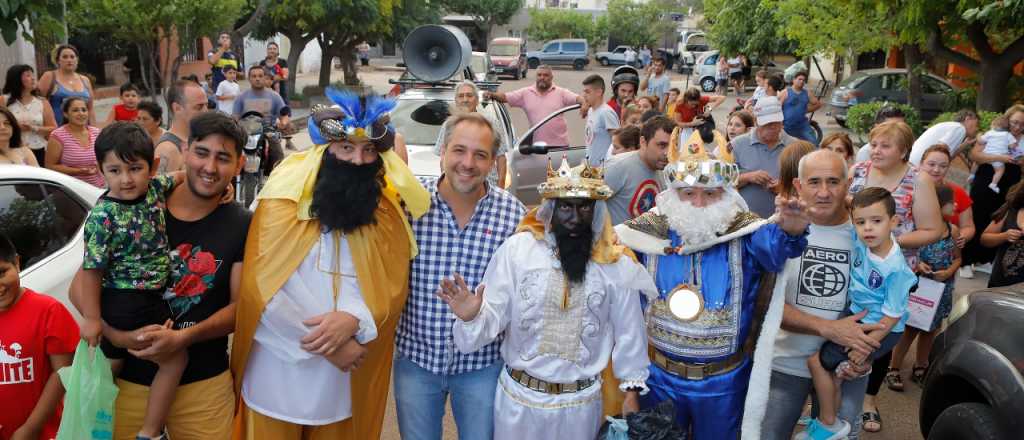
486, 65, 587, 147
607, 65, 639, 117
614, 127, 810, 440
433, 81, 509, 187
230, 90, 430, 439
437, 158, 656, 440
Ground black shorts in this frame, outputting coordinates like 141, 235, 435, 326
820, 327, 902, 371
730, 71, 743, 81
717, 78, 729, 87
100, 287, 172, 359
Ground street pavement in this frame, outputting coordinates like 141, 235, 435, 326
92, 61, 960, 439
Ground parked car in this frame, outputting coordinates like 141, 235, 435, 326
526, 39, 590, 71
919, 285, 1024, 440
390, 86, 515, 179
2, 165, 103, 320
470, 51, 499, 83
829, 68, 955, 125
508, 104, 589, 205
488, 37, 528, 79
691, 51, 786, 93
676, 32, 711, 72
595, 45, 636, 67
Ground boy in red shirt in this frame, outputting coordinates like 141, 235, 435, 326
101, 83, 142, 127
0, 233, 80, 440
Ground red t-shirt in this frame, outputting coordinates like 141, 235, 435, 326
946, 182, 973, 226
607, 97, 622, 117
113, 104, 139, 122
0, 289, 79, 440
675, 96, 711, 123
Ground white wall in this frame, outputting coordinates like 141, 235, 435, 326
0, 25, 37, 75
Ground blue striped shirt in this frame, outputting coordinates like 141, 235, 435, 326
395, 176, 526, 375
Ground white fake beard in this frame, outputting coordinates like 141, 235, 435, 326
657, 189, 744, 246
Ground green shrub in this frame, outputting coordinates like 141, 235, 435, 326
846, 102, 923, 143
929, 110, 1002, 132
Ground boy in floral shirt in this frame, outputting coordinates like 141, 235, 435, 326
77, 122, 184, 440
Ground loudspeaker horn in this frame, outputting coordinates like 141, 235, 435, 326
402, 25, 472, 83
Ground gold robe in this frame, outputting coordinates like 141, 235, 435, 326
231, 146, 427, 439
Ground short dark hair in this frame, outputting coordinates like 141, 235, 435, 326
641, 115, 676, 141
267, 41, 279, 49
0, 107, 22, 150
954, 109, 978, 123
851, 187, 896, 217
136, 101, 163, 123
189, 111, 247, 156
119, 83, 140, 95
766, 75, 784, 92
0, 233, 16, 264
60, 96, 89, 125
794, 71, 809, 81
53, 44, 79, 64
652, 56, 665, 65
582, 74, 605, 91
936, 184, 954, 207
166, 80, 198, 109
248, 65, 264, 76
641, 109, 662, 123
2, 64, 37, 102
682, 87, 702, 102
668, 87, 681, 95
95, 121, 155, 167
874, 105, 905, 124
613, 126, 641, 150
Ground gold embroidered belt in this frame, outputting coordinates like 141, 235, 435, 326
506, 367, 597, 395
651, 347, 748, 380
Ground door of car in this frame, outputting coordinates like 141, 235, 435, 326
542, 42, 561, 63
877, 73, 907, 104
562, 41, 586, 63
2, 181, 90, 317
921, 75, 955, 121
508, 104, 588, 206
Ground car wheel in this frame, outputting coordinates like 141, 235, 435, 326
528, 58, 540, 69
599, 58, 609, 66
573, 59, 586, 70
927, 403, 1003, 440
700, 77, 716, 93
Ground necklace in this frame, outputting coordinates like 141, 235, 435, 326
667, 253, 704, 321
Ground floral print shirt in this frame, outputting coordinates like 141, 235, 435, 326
83, 174, 175, 289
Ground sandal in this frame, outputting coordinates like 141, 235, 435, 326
911, 365, 928, 385
884, 367, 904, 392
862, 410, 882, 432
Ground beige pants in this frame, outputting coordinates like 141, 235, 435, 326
234, 401, 352, 440
113, 371, 235, 440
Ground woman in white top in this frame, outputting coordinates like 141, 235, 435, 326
2, 65, 57, 165
0, 107, 40, 166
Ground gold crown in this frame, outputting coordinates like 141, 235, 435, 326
537, 155, 613, 200
664, 126, 739, 188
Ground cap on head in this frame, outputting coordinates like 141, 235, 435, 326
753, 96, 784, 126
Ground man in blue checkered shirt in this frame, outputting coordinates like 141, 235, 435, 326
394, 112, 526, 440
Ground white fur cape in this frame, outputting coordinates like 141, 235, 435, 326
614, 209, 793, 440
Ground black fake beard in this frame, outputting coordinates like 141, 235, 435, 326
309, 153, 384, 233
552, 222, 595, 284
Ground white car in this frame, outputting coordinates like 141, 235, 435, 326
2, 165, 103, 319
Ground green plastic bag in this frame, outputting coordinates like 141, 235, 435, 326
56, 340, 119, 440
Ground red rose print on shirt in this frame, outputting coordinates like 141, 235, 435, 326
174, 273, 207, 297
188, 251, 217, 276
176, 243, 193, 259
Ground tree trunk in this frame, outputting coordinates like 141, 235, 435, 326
284, 31, 313, 100
926, 25, 1024, 113
318, 35, 334, 89
977, 61, 1015, 112
903, 44, 924, 112
341, 50, 359, 85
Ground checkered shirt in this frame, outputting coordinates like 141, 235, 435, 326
396, 176, 526, 375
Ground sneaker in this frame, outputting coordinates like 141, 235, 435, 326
976, 263, 994, 274
795, 419, 851, 440
959, 265, 975, 279
989, 183, 1001, 193
797, 414, 813, 426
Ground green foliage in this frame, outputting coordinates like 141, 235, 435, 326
930, 110, 1003, 132
769, 0, 895, 57
606, 0, 679, 49
703, 0, 795, 59
525, 7, 606, 48
846, 101, 923, 142
445, 0, 522, 29
0, 0, 65, 44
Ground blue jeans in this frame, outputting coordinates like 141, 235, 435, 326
393, 354, 502, 440
760, 369, 869, 440
785, 124, 819, 145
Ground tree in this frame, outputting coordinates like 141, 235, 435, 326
606, 0, 679, 49
445, 0, 522, 41
703, 0, 795, 60
524, 8, 607, 49
248, 0, 336, 99
0, 0, 65, 44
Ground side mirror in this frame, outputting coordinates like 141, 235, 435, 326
519, 141, 548, 155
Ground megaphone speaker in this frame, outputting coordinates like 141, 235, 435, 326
403, 25, 472, 83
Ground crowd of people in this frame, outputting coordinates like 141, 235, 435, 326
3, 36, 1024, 440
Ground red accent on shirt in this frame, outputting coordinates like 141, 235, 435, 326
675, 96, 711, 123
113, 104, 139, 122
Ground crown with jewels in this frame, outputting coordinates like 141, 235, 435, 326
537, 155, 612, 200
664, 126, 740, 188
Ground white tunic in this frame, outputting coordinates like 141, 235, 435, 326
453, 232, 656, 440
242, 232, 377, 425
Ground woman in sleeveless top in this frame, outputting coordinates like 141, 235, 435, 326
45, 97, 104, 187
963, 105, 1024, 271
980, 182, 1024, 288
847, 120, 944, 433
3, 64, 58, 165
38, 45, 93, 125
0, 107, 39, 166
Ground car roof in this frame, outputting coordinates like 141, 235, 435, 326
0, 164, 104, 203
491, 38, 522, 44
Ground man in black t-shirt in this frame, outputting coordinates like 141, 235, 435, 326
73, 112, 251, 440
257, 41, 289, 100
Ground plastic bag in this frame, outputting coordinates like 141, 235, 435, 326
598, 400, 686, 440
56, 340, 119, 440
601, 415, 630, 440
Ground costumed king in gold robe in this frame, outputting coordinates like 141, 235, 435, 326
614, 128, 810, 439
437, 158, 657, 440
230, 90, 429, 439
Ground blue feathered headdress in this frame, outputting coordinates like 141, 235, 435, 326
308, 88, 397, 145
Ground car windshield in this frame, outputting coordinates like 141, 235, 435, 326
489, 44, 518, 56
391, 97, 503, 146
